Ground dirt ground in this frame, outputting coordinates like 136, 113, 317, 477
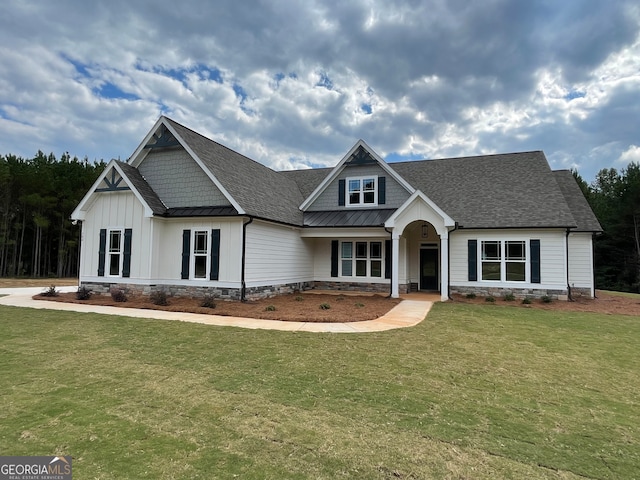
451, 290, 639, 316
35, 291, 402, 323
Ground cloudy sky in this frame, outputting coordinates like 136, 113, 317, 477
1, 0, 638, 182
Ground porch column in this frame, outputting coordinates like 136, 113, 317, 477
391, 232, 400, 298
440, 231, 449, 302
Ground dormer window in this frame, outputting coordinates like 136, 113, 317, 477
347, 176, 377, 206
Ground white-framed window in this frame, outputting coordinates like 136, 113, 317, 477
192, 230, 210, 279
108, 229, 123, 277
346, 176, 377, 206
341, 241, 383, 278
480, 240, 527, 282
505, 241, 526, 281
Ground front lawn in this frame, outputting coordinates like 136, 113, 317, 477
1, 303, 638, 479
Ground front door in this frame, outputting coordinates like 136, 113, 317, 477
420, 248, 439, 291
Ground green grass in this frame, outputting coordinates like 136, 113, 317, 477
600, 289, 640, 299
1, 303, 639, 479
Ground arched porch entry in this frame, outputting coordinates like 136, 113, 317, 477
385, 191, 456, 301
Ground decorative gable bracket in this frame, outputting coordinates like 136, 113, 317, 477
95, 168, 130, 192
143, 126, 180, 149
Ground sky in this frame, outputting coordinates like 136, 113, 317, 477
0, 0, 639, 183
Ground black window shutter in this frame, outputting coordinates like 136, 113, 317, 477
98, 229, 107, 276
122, 228, 132, 278
385, 239, 391, 279
338, 179, 345, 206
530, 239, 541, 283
181, 229, 191, 279
210, 229, 220, 281
330, 240, 339, 277
379, 176, 386, 205
468, 239, 477, 281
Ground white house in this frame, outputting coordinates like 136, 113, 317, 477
71, 116, 602, 302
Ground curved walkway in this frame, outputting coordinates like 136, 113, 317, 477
0, 287, 435, 333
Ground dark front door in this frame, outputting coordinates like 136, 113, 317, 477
420, 249, 439, 291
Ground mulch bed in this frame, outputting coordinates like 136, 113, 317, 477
34, 292, 402, 323
451, 290, 640, 316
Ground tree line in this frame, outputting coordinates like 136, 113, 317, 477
0, 152, 104, 278
0, 151, 638, 292
575, 162, 640, 293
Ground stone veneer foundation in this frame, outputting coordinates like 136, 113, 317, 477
449, 285, 593, 300
80, 281, 313, 301
81, 281, 589, 301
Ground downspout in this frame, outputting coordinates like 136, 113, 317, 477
241, 216, 254, 302
592, 232, 597, 299
566, 228, 573, 302
448, 222, 459, 300
385, 227, 393, 298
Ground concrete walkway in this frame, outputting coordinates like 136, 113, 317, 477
0, 287, 435, 333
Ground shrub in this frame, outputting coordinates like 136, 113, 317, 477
522, 298, 532, 305
41, 285, 58, 297
465, 293, 476, 299
485, 296, 496, 303
265, 305, 276, 312
335, 295, 345, 301
354, 303, 365, 308
76, 286, 92, 300
503, 293, 516, 302
295, 295, 304, 302
319, 303, 331, 310
110, 287, 127, 302
150, 290, 169, 306
200, 295, 216, 309
541, 295, 553, 304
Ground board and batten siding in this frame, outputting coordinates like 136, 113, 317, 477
138, 148, 230, 208
568, 233, 594, 291
153, 218, 243, 284
307, 164, 410, 211
449, 229, 568, 290
244, 220, 313, 286
79, 191, 152, 280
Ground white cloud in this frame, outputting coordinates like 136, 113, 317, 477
618, 145, 640, 165
0, 0, 639, 181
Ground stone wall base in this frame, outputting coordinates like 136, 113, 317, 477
311, 281, 403, 294
80, 281, 313, 301
450, 285, 574, 300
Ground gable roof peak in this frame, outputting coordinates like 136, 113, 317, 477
299, 139, 415, 211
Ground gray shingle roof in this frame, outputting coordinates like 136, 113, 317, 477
154, 118, 598, 231
553, 170, 602, 232
280, 167, 332, 199
389, 151, 579, 229
164, 117, 305, 225
116, 161, 167, 215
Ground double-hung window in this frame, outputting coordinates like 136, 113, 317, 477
480, 240, 527, 282
181, 228, 221, 281
98, 228, 131, 278
193, 230, 209, 279
341, 241, 383, 278
505, 241, 526, 281
481, 241, 501, 281
347, 176, 377, 206
108, 229, 123, 276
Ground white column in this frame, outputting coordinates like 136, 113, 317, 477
391, 232, 400, 298
440, 231, 449, 301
